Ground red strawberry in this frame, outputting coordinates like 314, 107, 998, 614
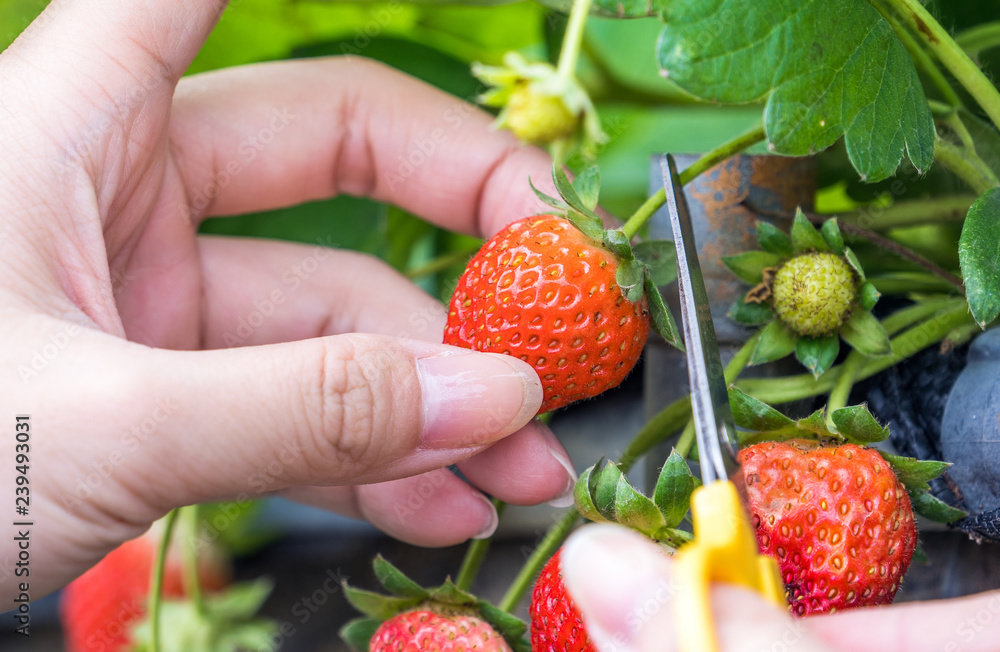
370, 609, 512, 652
445, 215, 650, 413
739, 440, 917, 616
530, 549, 595, 652
61, 525, 227, 652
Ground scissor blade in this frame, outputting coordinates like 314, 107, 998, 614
660, 155, 740, 484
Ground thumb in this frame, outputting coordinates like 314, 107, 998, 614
64, 332, 540, 516
561, 525, 835, 652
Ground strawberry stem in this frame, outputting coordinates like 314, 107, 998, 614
497, 510, 579, 613
620, 122, 767, 241
555, 0, 593, 79
455, 499, 506, 592
181, 505, 207, 617
934, 135, 999, 194
826, 350, 867, 428
149, 508, 180, 652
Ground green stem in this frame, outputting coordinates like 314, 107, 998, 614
455, 500, 506, 592
497, 511, 579, 613
149, 509, 181, 652
618, 396, 692, 472
556, 0, 593, 78
955, 21, 1000, 59
181, 505, 206, 616
405, 246, 479, 280
881, 0, 1000, 130
836, 195, 976, 231
935, 136, 1000, 194
826, 352, 866, 427
873, 0, 962, 106
942, 111, 975, 150
620, 122, 767, 241
869, 273, 957, 295
735, 302, 972, 403
675, 419, 697, 459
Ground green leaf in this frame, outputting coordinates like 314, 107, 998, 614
477, 602, 529, 652
790, 209, 828, 253
616, 258, 645, 303
603, 229, 635, 260
843, 247, 867, 282
749, 320, 797, 365
649, 527, 695, 548
593, 460, 625, 521
428, 580, 477, 606
565, 210, 606, 241
572, 165, 601, 212
553, 163, 602, 221
652, 450, 696, 528
756, 221, 793, 257
373, 556, 428, 599
343, 585, 422, 620
728, 294, 775, 326
796, 409, 836, 439
529, 177, 570, 211
209, 579, 274, 619
880, 453, 951, 489
909, 488, 967, 523
821, 218, 845, 255
831, 404, 889, 444
644, 274, 682, 348
859, 282, 881, 311
795, 335, 839, 378
840, 311, 892, 356
729, 387, 795, 431
574, 465, 610, 524
612, 474, 668, 535
656, 0, 934, 181
632, 240, 678, 286
959, 187, 1000, 327
340, 618, 382, 652
721, 251, 783, 284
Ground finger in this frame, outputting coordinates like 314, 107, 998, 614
803, 590, 1000, 652
456, 420, 576, 507
53, 330, 541, 527
7, 0, 221, 102
281, 470, 498, 547
169, 56, 554, 237
195, 236, 446, 349
561, 525, 836, 652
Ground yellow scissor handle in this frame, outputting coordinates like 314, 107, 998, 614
674, 480, 785, 652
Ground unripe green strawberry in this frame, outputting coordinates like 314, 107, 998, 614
444, 215, 650, 413
740, 440, 917, 616
370, 609, 512, 652
771, 252, 857, 337
505, 83, 580, 145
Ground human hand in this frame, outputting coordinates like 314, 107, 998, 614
1, 0, 576, 601
562, 524, 1000, 652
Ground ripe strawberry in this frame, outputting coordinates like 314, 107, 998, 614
771, 252, 858, 337
530, 549, 595, 652
61, 526, 227, 652
739, 440, 917, 616
370, 609, 512, 652
445, 215, 650, 413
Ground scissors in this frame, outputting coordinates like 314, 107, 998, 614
660, 154, 785, 652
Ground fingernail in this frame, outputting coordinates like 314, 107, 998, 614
541, 425, 578, 508
417, 352, 542, 449
562, 525, 678, 652
472, 493, 499, 540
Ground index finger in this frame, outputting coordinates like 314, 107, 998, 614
168, 56, 556, 237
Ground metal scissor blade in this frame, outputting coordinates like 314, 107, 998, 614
660, 154, 740, 484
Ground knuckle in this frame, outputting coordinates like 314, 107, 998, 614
296, 336, 418, 480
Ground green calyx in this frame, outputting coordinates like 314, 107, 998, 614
574, 451, 696, 548
724, 209, 890, 378
472, 52, 605, 152
729, 388, 966, 524
531, 162, 684, 350
340, 556, 529, 652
